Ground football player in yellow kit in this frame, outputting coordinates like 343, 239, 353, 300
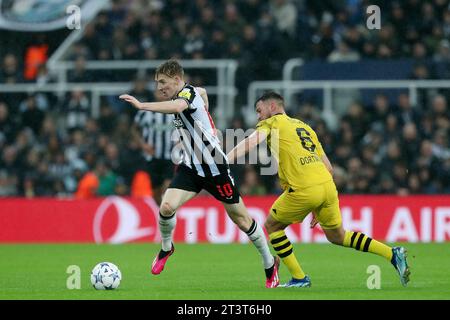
227, 91, 410, 287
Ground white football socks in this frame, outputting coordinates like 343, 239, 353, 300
159, 212, 176, 251
246, 220, 275, 269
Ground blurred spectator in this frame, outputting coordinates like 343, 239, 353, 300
23, 34, 49, 81
332, 165, 348, 193
65, 129, 88, 168
431, 94, 449, 121
21, 95, 45, 135
96, 160, 118, 196
376, 24, 398, 59
369, 93, 391, 125
68, 56, 93, 83
111, 114, 133, 149
295, 102, 322, 128
419, 139, 434, 163
240, 166, 267, 195
65, 89, 90, 132
0, 102, 19, 144
111, 28, 140, 60
395, 93, 421, 126
361, 40, 377, 58
419, 2, 436, 35
270, 0, 298, 37
222, 2, 246, 40
378, 174, 396, 194
98, 104, 118, 135
75, 169, 99, 199
390, 2, 407, 39
341, 102, 368, 141
401, 123, 421, 169
408, 174, 422, 194
382, 113, 401, 142
410, 63, 432, 80
35, 64, 56, 86
123, 77, 154, 120
381, 140, 403, 167
239, 0, 265, 24
104, 142, 121, 174
310, 21, 335, 59
183, 24, 205, 58
392, 162, 409, 193
75, 28, 96, 60
96, 10, 114, 39
0, 146, 19, 196
0, 54, 23, 83
433, 39, 450, 63
198, 6, 217, 38
130, 170, 153, 197
69, 42, 92, 61
204, 29, 227, 59
432, 129, 450, 160
327, 40, 360, 63
411, 41, 428, 60
157, 26, 181, 58
30, 161, 54, 196
343, 25, 364, 54
109, 0, 127, 27
48, 151, 74, 193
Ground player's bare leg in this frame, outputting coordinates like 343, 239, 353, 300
322, 225, 410, 286
265, 215, 311, 288
222, 197, 253, 230
151, 188, 197, 275
223, 197, 279, 288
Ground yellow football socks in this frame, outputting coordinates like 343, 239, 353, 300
269, 230, 306, 279
343, 231, 393, 260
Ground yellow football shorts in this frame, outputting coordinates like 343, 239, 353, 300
270, 180, 342, 229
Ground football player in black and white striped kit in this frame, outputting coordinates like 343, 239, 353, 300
120, 59, 280, 288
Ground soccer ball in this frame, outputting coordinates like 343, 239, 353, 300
90, 262, 122, 290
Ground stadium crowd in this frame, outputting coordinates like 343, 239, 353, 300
3, 1, 450, 86
0, 0, 449, 197
51, 0, 450, 84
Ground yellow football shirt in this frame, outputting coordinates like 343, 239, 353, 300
256, 113, 332, 190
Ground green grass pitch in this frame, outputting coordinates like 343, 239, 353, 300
1, 243, 449, 300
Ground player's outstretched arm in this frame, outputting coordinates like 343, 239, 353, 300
227, 130, 267, 163
196, 87, 209, 110
119, 94, 188, 114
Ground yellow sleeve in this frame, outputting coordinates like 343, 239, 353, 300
255, 119, 272, 137
310, 128, 325, 157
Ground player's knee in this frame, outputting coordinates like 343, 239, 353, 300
264, 220, 274, 234
326, 232, 344, 245
160, 201, 175, 217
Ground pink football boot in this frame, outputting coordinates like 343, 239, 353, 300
151, 244, 175, 275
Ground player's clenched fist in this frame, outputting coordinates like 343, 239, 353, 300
119, 94, 142, 109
